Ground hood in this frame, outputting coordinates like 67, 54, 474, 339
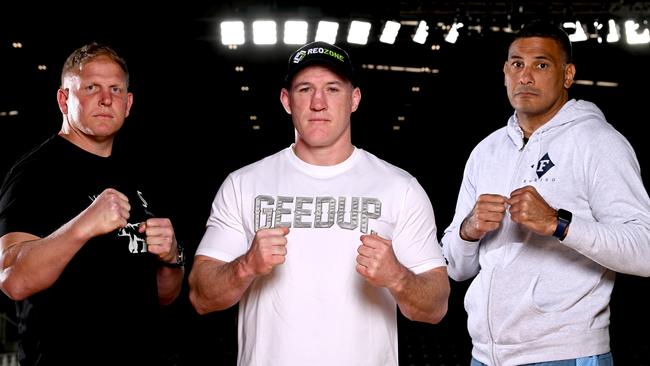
506, 99, 607, 149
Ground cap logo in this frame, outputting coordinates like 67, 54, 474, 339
292, 50, 307, 64
293, 46, 345, 64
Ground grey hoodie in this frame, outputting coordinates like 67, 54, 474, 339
442, 99, 650, 365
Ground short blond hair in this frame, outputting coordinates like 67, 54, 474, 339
61, 42, 129, 87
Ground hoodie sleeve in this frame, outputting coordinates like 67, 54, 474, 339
561, 122, 650, 277
441, 149, 482, 282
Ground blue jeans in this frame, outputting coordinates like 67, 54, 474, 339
470, 352, 613, 366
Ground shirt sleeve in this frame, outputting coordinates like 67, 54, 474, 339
0, 163, 45, 238
441, 150, 481, 282
392, 178, 447, 274
561, 126, 650, 277
195, 174, 250, 262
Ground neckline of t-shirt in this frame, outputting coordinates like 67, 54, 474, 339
286, 144, 360, 179
54, 134, 113, 163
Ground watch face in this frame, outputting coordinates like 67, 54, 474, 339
558, 209, 573, 222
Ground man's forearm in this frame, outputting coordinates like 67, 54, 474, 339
189, 255, 257, 314
390, 266, 449, 324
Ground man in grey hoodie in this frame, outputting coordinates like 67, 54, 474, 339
441, 20, 650, 366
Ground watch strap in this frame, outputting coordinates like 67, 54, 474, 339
160, 244, 185, 268
553, 209, 572, 240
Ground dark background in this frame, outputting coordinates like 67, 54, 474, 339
1, 1, 649, 364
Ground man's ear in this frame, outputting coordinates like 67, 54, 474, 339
57, 88, 69, 114
351, 87, 361, 112
564, 63, 576, 89
125, 92, 134, 118
280, 88, 292, 114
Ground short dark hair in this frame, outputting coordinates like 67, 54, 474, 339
512, 20, 573, 64
61, 42, 129, 87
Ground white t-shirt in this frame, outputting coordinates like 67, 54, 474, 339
197, 145, 446, 366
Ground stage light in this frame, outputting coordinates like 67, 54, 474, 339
220, 21, 245, 45
284, 21, 308, 45
379, 21, 401, 44
347, 20, 372, 45
594, 21, 604, 43
444, 22, 464, 44
595, 81, 618, 87
564, 21, 588, 42
572, 21, 588, 42
412, 20, 429, 44
253, 20, 277, 45
606, 19, 620, 43
216, 16, 650, 49
624, 19, 650, 44
315, 21, 339, 44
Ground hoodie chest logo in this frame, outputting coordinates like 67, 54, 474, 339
535, 152, 555, 178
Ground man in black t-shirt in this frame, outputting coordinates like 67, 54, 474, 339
0, 43, 185, 365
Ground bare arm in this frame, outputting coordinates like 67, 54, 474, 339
0, 188, 130, 300
356, 233, 450, 324
189, 227, 289, 314
188, 255, 256, 314
389, 266, 449, 323
156, 265, 184, 305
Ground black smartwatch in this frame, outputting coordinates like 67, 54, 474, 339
161, 244, 185, 268
553, 209, 572, 241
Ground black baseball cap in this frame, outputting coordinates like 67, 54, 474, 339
284, 41, 355, 86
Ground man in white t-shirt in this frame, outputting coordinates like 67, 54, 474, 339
188, 41, 450, 366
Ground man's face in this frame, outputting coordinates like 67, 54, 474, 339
280, 65, 360, 150
59, 55, 133, 140
503, 37, 574, 125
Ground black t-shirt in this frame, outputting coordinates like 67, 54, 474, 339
0, 135, 163, 365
